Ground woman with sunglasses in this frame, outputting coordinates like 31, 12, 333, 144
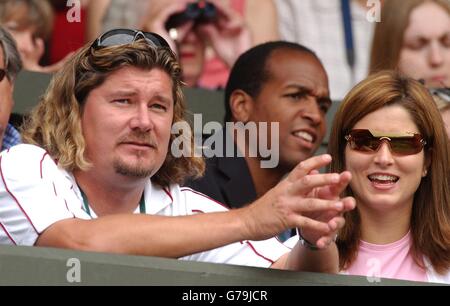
327, 70, 450, 283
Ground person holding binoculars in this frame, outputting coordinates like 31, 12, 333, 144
87, 0, 278, 88
142, 0, 251, 87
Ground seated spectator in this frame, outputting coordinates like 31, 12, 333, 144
327, 71, 450, 283
0, 0, 69, 73
143, 0, 252, 87
185, 41, 333, 241
0, 26, 22, 151
0, 29, 355, 272
276, 0, 377, 101
87, 0, 278, 88
47, 0, 89, 65
86, 0, 151, 42
370, 0, 450, 88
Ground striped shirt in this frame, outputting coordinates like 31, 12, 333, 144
0, 144, 290, 267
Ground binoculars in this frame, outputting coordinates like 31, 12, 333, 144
165, 1, 217, 30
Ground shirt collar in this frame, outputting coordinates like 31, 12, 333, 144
64, 170, 173, 216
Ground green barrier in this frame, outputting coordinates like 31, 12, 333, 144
12, 71, 53, 116
0, 245, 426, 286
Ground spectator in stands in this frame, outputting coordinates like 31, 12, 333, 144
370, 0, 450, 88
431, 87, 450, 139
327, 71, 450, 283
0, 29, 355, 272
48, 0, 90, 65
86, 0, 150, 42
185, 41, 333, 241
276, 0, 377, 101
143, 0, 252, 87
0, 0, 69, 73
87, 0, 278, 88
0, 27, 22, 151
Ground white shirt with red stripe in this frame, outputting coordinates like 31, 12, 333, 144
0, 144, 290, 267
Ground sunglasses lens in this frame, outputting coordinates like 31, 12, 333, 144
100, 33, 135, 47
389, 138, 422, 155
94, 29, 170, 49
349, 130, 379, 152
347, 130, 425, 155
143, 33, 170, 48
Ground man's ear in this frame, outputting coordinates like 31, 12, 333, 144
229, 90, 254, 123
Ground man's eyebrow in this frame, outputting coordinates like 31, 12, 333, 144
285, 84, 313, 93
152, 94, 173, 104
106, 91, 173, 103
107, 90, 138, 97
286, 84, 330, 100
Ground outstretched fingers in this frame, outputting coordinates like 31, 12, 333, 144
287, 155, 332, 182
290, 197, 346, 214
316, 216, 346, 249
316, 171, 352, 200
294, 215, 332, 236
289, 172, 341, 196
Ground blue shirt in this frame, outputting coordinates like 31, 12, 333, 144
2, 123, 21, 151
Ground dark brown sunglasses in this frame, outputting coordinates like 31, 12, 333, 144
345, 129, 427, 156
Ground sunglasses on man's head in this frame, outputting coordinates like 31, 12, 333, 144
345, 129, 427, 156
430, 87, 450, 103
0, 68, 6, 82
91, 28, 171, 50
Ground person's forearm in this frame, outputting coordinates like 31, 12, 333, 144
271, 242, 339, 273
36, 209, 253, 258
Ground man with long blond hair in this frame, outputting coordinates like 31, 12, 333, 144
0, 29, 355, 271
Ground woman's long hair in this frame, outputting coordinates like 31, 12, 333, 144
328, 71, 450, 273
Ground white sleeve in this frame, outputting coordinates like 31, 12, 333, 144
177, 187, 291, 267
0, 144, 75, 246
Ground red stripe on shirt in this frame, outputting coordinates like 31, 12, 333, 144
180, 188, 229, 210
163, 187, 173, 202
40, 153, 48, 179
181, 188, 289, 250
64, 199, 75, 218
0, 156, 39, 234
245, 241, 275, 264
192, 209, 204, 214
53, 182, 58, 197
0, 222, 17, 245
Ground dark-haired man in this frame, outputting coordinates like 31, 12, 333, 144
186, 41, 332, 240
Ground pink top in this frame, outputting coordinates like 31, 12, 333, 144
343, 231, 428, 282
198, 0, 246, 89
